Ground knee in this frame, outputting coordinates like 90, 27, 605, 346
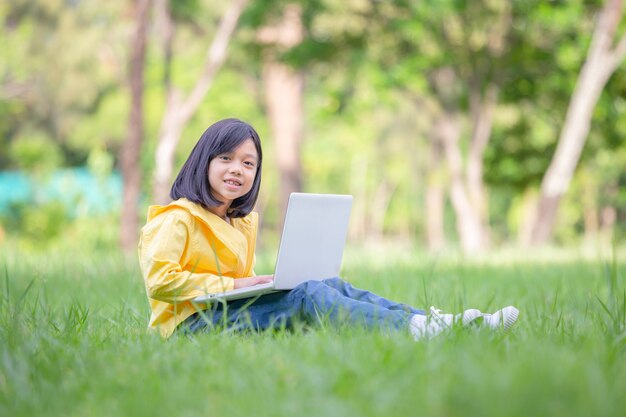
292, 279, 323, 296
293, 279, 342, 301
288, 280, 320, 307
321, 277, 347, 291
322, 277, 343, 286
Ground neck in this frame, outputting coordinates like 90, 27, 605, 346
207, 204, 230, 222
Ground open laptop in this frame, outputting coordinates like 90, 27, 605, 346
192, 193, 353, 303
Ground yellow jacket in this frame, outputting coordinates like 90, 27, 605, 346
138, 198, 257, 338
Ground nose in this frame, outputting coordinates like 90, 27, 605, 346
229, 163, 242, 175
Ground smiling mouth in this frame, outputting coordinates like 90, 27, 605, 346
224, 179, 242, 187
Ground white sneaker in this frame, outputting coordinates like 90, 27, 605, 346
409, 306, 483, 340
481, 306, 519, 331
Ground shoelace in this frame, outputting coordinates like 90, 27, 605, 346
429, 306, 452, 328
429, 306, 442, 315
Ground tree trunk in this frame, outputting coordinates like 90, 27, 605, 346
427, 66, 490, 253
151, 0, 248, 205
531, 0, 626, 244
600, 205, 617, 242
467, 83, 498, 246
259, 5, 305, 222
120, 0, 151, 253
425, 128, 446, 251
438, 111, 486, 253
263, 60, 304, 220
600, 181, 619, 243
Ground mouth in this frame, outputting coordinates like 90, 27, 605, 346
224, 178, 243, 188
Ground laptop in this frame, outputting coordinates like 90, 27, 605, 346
192, 193, 353, 303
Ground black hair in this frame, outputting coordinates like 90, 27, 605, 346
170, 118, 262, 218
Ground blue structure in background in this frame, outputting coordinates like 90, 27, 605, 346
0, 168, 123, 216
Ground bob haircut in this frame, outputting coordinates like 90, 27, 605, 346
170, 118, 262, 218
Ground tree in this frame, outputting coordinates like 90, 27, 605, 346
120, 0, 152, 252
1, 1, 126, 169
244, 0, 377, 230
530, 0, 626, 244
151, 0, 249, 205
257, 4, 305, 220
379, 0, 513, 252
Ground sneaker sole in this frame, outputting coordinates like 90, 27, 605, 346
501, 306, 519, 330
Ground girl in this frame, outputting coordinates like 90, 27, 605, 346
139, 118, 518, 339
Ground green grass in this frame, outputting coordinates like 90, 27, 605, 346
1, 246, 625, 417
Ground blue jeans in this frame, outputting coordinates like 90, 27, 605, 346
180, 277, 425, 334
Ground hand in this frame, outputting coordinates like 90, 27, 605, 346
233, 275, 274, 289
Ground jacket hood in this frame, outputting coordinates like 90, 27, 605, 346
146, 198, 257, 238
147, 198, 211, 223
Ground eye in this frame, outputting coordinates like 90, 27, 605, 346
218, 155, 230, 161
244, 161, 256, 168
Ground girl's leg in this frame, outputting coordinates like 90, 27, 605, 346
179, 291, 300, 333
179, 280, 413, 334
288, 280, 412, 331
322, 277, 425, 315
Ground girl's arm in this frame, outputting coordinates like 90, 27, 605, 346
139, 213, 237, 303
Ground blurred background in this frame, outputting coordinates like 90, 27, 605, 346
0, 0, 625, 255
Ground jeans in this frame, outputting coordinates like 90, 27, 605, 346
179, 277, 425, 334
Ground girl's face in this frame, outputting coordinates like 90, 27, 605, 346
207, 138, 259, 212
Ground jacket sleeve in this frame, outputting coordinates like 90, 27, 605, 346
139, 212, 235, 303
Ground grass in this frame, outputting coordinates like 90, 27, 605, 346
1, 245, 625, 417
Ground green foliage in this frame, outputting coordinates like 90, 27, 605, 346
484, 0, 617, 194
2, 0, 626, 246
9, 131, 63, 172
3, 200, 69, 246
170, 0, 201, 22
0, 0, 127, 168
0, 166, 122, 248
485, 105, 559, 190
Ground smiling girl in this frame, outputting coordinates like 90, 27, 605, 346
138, 118, 518, 339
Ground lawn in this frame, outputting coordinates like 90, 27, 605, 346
1, 245, 625, 417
